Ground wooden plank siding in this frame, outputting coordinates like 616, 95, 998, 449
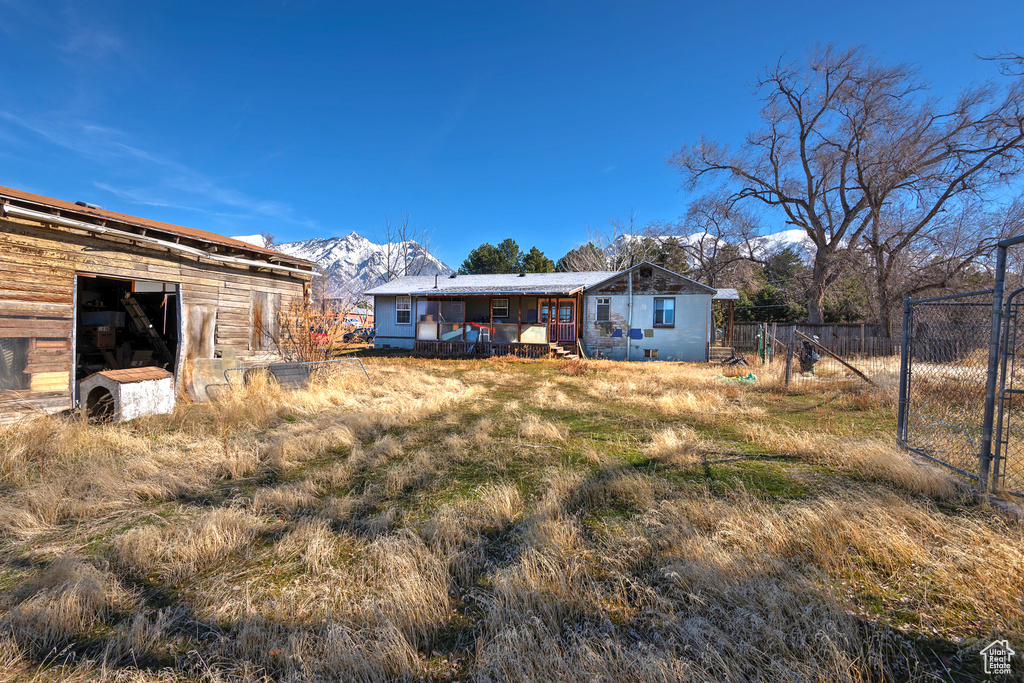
0, 215, 310, 420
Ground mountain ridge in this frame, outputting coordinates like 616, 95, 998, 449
233, 232, 453, 297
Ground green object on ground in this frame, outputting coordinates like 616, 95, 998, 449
717, 373, 757, 382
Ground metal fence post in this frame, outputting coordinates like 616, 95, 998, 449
897, 296, 912, 444
979, 245, 1008, 492
784, 325, 795, 390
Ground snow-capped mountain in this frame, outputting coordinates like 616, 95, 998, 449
744, 229, 817, 261
234, 232, 452, 297
616, 229, 818, 264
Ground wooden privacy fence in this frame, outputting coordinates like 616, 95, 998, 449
729, 322, 898, 358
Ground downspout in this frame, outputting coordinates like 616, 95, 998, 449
627, 269, 632, 362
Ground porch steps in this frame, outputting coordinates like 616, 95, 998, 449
549, 342, 579, 360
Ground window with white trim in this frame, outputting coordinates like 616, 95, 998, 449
596, 297, 610, 322
492, 298, 509, 319
654, 298, 674, 327
644, 348, 658, 359
396, 296, 411, 324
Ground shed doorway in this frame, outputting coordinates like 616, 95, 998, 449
74, 275, 181, 399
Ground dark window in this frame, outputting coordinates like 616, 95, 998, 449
654, 298, 675, 327
644, 348, 658, 359
596, 297, 610, 322
639, 267, 653, 278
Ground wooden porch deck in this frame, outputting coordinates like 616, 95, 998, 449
413, 341, 557, 359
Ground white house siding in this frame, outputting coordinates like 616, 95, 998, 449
373, 295, 416, 349
581, 293, 711, 361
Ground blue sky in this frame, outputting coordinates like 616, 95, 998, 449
1, 1, 1022, 266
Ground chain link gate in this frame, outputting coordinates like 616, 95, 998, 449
898, 236, 1024, 497
993, 288, 1024, 493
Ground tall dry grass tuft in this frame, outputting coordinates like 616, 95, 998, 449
520, 413, 567, 442
274, 516, 339, 575
113, 507, 262, 582
647, 425, 704, 468
740, 423, 963, 499
1, 557, 134, 655
557, 358, 590, 376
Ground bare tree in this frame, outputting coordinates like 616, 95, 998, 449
667, 193, 762, 288
672, 45, 1024, 324
862, 197, 1023, 335
559, 210, 659, 271
851, 61, 1024, 333
365, 213, 435, 285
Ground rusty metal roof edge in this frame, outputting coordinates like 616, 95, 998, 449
0, 185, 317, 270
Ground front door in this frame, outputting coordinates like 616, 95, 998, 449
542, 298, 576, 343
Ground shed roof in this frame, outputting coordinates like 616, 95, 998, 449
365, 271, 615, 296
0, 186, 316, 269
713, 288, 740, 300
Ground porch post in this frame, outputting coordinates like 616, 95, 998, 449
576, 292, 582, 342
517, 296, 522, 343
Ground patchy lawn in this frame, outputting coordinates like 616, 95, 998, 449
0, 357, 1020, 682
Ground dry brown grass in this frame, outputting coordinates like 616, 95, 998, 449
0, 356, 1019, 681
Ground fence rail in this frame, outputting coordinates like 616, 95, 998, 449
719, 323, 901, 393
729, 322, 897, 357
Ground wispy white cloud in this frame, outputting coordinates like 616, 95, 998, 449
0, 110, 318, 231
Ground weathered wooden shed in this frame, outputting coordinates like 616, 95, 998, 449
0, 186, 317, 421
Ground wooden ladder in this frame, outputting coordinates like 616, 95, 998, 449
121, 293, 174, 365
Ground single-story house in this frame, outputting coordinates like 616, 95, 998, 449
0, 186, 317, 421
365, 262, 721, 361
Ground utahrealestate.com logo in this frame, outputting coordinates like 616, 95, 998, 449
980, 639, 1016, 676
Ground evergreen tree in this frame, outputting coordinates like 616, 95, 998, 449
459, 239, 554, 274
521, 246, 555, 273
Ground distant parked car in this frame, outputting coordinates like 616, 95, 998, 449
343, 327, 375, 343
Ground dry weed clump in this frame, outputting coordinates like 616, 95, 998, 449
252, 480, 323, 514
740, 423, 962, 499
1, 557, 134, 655
520, 413, 567, 442
558, 358, 590, 376
113, 507, 262, 582
274, 516, 339, 575
647, 425, 704, 467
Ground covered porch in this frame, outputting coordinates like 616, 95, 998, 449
411, 293, 581, 357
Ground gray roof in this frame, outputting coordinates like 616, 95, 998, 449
713, 288, 740, 300
365, 271, 615, 296
583, 262, 716, 295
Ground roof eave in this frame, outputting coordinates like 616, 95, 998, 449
0, 187, 317, 270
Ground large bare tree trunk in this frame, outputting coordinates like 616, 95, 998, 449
807, 252, 829, 324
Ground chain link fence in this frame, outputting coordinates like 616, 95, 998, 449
896, 233, 1024, 498
898, 292, 993, 482
993, 288, 1024, 494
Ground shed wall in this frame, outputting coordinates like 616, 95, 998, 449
0, 215, 309, 418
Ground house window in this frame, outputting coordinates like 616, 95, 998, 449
654, 298, 675, 327
492, 298, 509, 319
639, 267, 653, 279
396, 296, 411, 324
644, 348, 658, 359
596, 298, 610, 322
